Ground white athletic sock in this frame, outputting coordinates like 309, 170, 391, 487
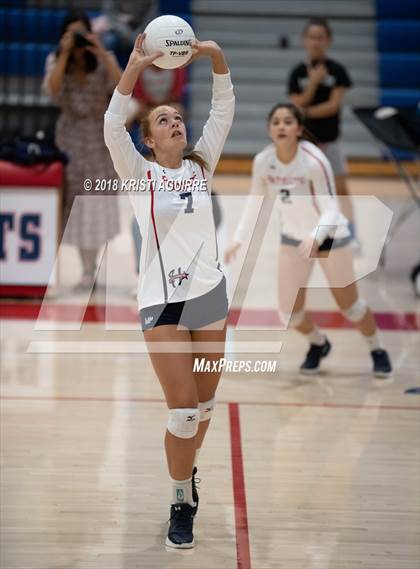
194, 448, 201, 469
306, 327, 325, 346
363, 332, 382, 351
171, 477, 195, 507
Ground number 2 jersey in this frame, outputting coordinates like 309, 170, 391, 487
234, 140, 350, 246
104, 72, 235, 310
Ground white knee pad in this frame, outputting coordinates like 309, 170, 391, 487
280, 309, 305, 328
167, 408, 200, 439
198, 398, 215, 422
343, 298, 368, 322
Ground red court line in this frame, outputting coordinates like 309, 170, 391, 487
0, 285, 47, 298
0, 395, 418, 412
229, 403, 252, 569
0, 302, 418, 331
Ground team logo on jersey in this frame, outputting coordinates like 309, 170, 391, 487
168, 267, 189, 287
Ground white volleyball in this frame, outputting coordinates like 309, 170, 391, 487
143, 15, 195, 70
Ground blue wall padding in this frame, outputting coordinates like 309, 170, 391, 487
376, 0, 420, 19
380, 88, 420, 107
380, 54, 420, 88
377, 21, 420, 52
159, 0, 191, 14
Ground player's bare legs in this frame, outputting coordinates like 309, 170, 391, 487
191, 319, 227, 451
143, 320, 227, 483
278, 245, 316, 333
320, 246, 378, 338
143, 326, 197, 480
319, 246, 392, 376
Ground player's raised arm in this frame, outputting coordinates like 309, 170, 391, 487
191, 40, 235, 175
104, 33, 162, 181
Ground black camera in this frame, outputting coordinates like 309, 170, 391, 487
73, 32, 93, 48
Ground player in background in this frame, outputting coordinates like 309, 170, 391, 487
288, 17, 357, 243
225, 103, 392, 378
104, 33, 234, 549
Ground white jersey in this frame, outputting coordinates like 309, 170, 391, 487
234, 140, 350, 245
104, 72, 234, 310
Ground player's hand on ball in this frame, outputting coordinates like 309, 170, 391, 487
181, 40, 222, 67
129, 33, 163, 69
192, 40, 222, 57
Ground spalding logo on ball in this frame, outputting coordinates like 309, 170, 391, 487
143, 15, 196, 70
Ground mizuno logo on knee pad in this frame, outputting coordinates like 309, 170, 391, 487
167, 408, 200, 439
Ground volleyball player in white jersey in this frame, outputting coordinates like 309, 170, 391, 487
225, 103, 392, 378
104, 34, 234, 548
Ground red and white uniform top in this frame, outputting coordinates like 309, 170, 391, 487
234, 140, 350, 245
104, 72, 234, 310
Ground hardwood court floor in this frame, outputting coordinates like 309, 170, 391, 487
1, 176, 419, 569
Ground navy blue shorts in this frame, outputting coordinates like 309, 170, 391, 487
281, 234, 352, 251
140, 276, 228, 331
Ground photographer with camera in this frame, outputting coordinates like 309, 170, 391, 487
43, 11, 122, 290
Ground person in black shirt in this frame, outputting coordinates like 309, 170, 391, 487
288, 17, 356, 240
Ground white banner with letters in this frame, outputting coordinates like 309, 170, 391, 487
0, 187, 58, 285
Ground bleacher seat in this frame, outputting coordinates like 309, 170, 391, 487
4, 8, 66, 44
0, 43, 54, 77
190, 1, 381, 157
0, 4, 104, 138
